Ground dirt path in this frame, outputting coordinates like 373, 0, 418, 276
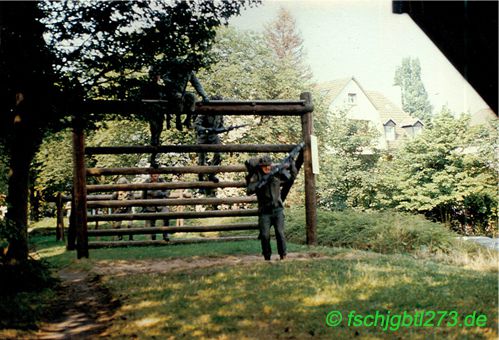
92, 252, 331, 276
34, 269, 118, 339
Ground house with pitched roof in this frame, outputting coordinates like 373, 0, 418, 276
318, 77, 423, 149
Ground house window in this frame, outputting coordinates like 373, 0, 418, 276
384, 121, 396, 141
413, 123, 423, 135
347, 93, 357, 104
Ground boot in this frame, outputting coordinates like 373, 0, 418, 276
208, 174, 219, 183
166, 114, 172, 130
175, 114, 183, 131
183, 113, 192, 128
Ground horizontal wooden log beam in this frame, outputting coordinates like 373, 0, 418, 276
87, 208, 259, 221
86, 180, 246, 193
87, 235, 257, 248
85, 144, 297, 155
87, 165, 246, 177
87, 194, 113, 201
73, 99, 312, 116
87, 196, 257, 208
195, 101, 313, 116
87, 223, 259, 236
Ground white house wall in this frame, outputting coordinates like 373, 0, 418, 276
328, 79, 388, 149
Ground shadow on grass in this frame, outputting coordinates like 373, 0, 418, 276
102, 255, 498, 339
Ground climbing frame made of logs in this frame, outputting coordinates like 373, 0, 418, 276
69, 93, 317, 259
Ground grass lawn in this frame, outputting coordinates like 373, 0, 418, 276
21, 227, 499, 340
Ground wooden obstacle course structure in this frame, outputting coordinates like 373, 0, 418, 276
69, 93, 317, 258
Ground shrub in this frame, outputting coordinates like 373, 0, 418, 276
286, 208, 457, 254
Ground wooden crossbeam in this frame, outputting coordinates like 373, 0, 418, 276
196, 100, 312, 116
74, 99, 312, 116
87, 165, 246, 176
85, 144, 297, 155
87, 223, 258, 236
87, 196, 257, 208
88, 235, 257, 248
86, 180, 246, 193
87, 208, 259, 221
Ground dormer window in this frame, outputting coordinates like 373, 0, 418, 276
384, 120, 396, 141
413, 121, 423, 135
347, 93, 357, 104
402, 120, 424, 138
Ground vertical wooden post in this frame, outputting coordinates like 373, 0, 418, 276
55, 192, 65, 241
72, 118, 89, 258
300, 92, 317, 245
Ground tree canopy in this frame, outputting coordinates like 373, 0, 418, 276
0, 0, 260, 263
371, 109, 497, 233
40, 0, 261, 99
394, 57, 433, 123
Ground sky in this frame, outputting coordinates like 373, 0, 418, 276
230, 0, 490, 115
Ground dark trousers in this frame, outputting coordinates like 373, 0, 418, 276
145, 207, 169, 240
197, 134, 221, 169
259, 208, 286, 259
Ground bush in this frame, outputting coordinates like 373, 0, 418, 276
286, 208, 457, 254
0, 259, 57, 330
0, 258, 56, 295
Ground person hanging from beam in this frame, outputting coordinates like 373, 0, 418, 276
159, 58, 210, 131
142, 70, 166, 168
194, 95, 225, 187
142, 60, 209, 166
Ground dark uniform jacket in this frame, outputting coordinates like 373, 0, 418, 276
194, 114, 224, 143
111, 190, 134, 214
142, 178, 170, 212
247, 164, 297, 214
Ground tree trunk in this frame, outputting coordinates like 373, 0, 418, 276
4, 131, 35, 262
0, 2, 57, 263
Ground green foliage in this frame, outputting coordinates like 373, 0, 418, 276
0, 143, 8, 202
394, 57, 432, 123
0, 258, 55, 295
0, 257, 56, 331
377, 109, 497, 234
33, 129, 73, 200
286, 208, 458, 254
316, 110, 381, 209
40, 0, 261, 99
87, 119, 150, 169
199, 27, 307, 144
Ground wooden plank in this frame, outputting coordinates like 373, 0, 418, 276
300, 92, 317, 246
87, 223, 259, 236
87, 194, 114, 201
87, 165, 246, 176
87, 196, 257, 208
88, 235, 257, 248
85, 144, 297, 155
74, 99, 312, 116
87, 208, 260, 221
195, 101, 313, 116
86, 180, 247, 193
